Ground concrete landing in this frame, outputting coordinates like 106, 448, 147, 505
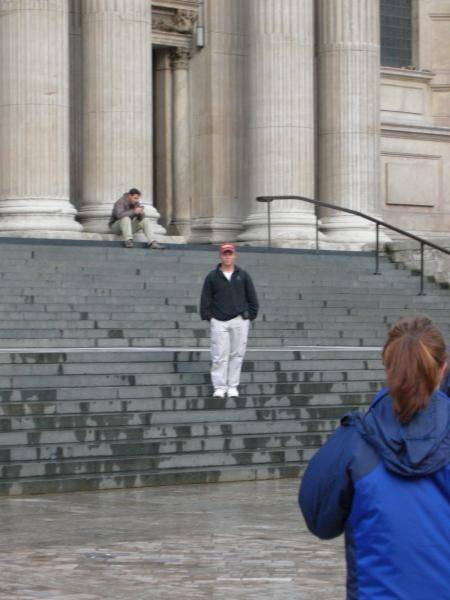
0, 479, 345, 599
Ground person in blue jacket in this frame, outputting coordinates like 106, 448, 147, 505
299, 315, 450, 600
440, 367, 450, 397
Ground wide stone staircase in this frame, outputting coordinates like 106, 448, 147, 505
0, 239, 449, 495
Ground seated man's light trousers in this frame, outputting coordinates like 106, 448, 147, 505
110, 217, 153, 242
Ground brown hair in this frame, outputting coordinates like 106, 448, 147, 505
382, 315, 447, 424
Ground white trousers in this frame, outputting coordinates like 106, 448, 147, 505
210, 315, 250, 392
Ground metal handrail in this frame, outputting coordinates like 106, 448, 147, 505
256, 195, 450, 295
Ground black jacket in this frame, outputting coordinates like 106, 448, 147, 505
200, 264, 259, 322
109, 194, 144, 226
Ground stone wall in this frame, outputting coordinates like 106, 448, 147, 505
380, 0, 450, 236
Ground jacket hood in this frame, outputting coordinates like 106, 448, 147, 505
352, 388, 450, 477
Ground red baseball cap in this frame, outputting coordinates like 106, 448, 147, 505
219, 242, 236, 255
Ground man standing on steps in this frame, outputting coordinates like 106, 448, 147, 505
109, 188, 160, 249
200, 243, 259, 398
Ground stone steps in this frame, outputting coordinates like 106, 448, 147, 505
0, 344, 382, 494
1, 239, 449, 495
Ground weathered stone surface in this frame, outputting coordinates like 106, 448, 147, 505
0, 479, 346, 599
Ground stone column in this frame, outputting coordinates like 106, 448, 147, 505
78, 0, 163, 234
0, 0, 81, 235
69, 0, 82, 212
171, 48, 191, 237
154, 51, 173, 230
318, 0, 382, 248
239, 0, 317, 247
189, 0, 246, 244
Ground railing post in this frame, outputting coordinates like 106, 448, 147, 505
419, 241, 425, 295
315, 207, 319, 251
255, 196, 273, 248
374, 223, 380, 275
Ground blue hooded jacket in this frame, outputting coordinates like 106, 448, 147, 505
299, 388, 450, 600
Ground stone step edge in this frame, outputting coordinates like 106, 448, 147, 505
0, 435, 328, 464
0, 398, 375, 417
0, 345, 383, 354
0, 425, 340, 447
0, 445, 316, 470
0, 419, 339, 439
0, 462, 305, 496
0, 387, 383, 400
0, 394, 375, 416
0, 236, 376, 256
0, 380, 383, 390
0, 408, 361, 435
0, 426, 336, 451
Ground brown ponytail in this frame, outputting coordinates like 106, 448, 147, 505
382, 315, 447, 424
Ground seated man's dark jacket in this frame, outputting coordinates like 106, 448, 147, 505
109, 194, 142, 226
200, 265, 259, 322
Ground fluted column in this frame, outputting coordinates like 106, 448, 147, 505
318, 0, 382, 248
78, 0, 163, 234
239, 0, 316, 247
0, 0, 81, 234
69, 0, 82, 211
154, 51, 173, 230
171, 48, 191, 237
189, 0, 245, 244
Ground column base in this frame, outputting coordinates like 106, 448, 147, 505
238, 210, 322, 248
0, 198, 82, 234
320, 215, 391, 251
169, 219, 191, 238
77, 203, 167, 236
189, 218, 244, 244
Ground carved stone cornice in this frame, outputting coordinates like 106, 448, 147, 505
153, 8, 197, 35
381, 122, 450, 142
152, 0, 198, 10
173, 9, 197, 32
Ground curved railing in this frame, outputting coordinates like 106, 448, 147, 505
256, 195, 450, 295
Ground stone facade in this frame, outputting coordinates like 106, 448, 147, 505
0, 0, 449, 247
380, 0, 450, 238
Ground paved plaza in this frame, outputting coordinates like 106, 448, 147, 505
0, 479, 345, 600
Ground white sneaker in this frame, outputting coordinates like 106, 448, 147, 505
227, 387, 239, 398
213, 389, 226, 398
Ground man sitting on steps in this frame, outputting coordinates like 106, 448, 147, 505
109, 188, 160, 249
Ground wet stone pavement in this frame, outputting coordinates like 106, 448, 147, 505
0, 479, 346, 600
